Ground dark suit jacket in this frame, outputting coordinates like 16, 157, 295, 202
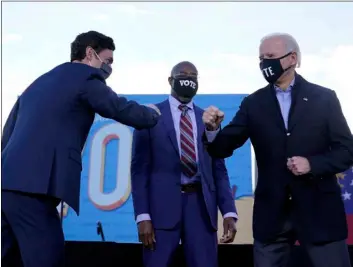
1, 62, 159, 214
205, 73, 353, 244
131, 100, 236, 230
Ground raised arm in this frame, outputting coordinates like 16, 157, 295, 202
203, 97, 250, 158
80, 75, 159, 130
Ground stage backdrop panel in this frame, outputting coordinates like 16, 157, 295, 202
60, 94, 254, 243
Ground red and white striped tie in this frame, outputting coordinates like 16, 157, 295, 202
179, 104, 197, 177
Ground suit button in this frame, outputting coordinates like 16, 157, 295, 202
287, 132, 291, 136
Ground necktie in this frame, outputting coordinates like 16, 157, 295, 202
179, 104, 197, 177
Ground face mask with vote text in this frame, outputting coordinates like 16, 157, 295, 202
260, 52, 293, 84
172, 77, 199, 99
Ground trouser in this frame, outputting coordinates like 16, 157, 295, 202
2, 190, 65, 267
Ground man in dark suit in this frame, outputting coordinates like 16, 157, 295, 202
202, 33, 353, 267
131, 61, 237, 267
1, 31, 160, 267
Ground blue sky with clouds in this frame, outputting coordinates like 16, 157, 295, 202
2, 2, 353, 129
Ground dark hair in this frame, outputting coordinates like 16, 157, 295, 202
70, 31, 115, 62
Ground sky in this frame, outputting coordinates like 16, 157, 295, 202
2, 2, 353, 130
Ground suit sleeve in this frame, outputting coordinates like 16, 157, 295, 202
308, 91, 353, 177
80, 75, 159, 130
204, 97, 250, 158
2, 97, 20, 151
131, 128, 152, 219
213, 158, 237, 217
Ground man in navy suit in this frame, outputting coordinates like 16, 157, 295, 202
131, 61, 237, 267
203, 33, 353, 267
1, 31, 160, 267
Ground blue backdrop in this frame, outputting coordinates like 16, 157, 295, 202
62, 94, 253, 243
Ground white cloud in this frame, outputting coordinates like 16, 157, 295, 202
115, 4, 154, 16
90, 4, 153, 23
92, 13, 110, 22
2, 33, 23, 44
89, 4, 153, 23
297, 45, 353, 130
108, 61, 170, 94
1, 71, 33, 123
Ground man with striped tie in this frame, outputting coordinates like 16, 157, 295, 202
131, 61, 237, 267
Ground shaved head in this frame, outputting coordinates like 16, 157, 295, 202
171, 61, 198, 77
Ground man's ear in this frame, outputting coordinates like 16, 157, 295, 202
85, 47, 93, 61
290, 52, 298, 67
168, 77, 173, 86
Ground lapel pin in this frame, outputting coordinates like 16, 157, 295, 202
303, 97, 308, 101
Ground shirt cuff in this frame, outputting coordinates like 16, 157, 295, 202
223, 212, 238, 221
136, 213, 151, 224
205, 128, 220, 143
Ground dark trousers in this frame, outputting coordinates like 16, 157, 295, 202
1, 190, 65, 267
253, 208, 351, 267
143, 190, 218, 267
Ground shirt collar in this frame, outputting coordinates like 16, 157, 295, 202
168, 95, 194, 110
274, 77, 295, 93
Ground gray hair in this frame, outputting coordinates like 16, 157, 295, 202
260, 33, 301, 68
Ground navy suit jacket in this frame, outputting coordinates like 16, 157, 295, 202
205, 73, 353, 243
131, 99, 236, 230
1, 62, 159, 214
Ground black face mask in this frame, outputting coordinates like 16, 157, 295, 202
172, 77, 198, 99
100, 63, 112, 80
259, 52, 293, 84
92, 50, 112, 80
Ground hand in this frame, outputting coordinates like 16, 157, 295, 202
138, 220, 156, 250
144, 104, 161, 115
203, 106, 224, 131
287, 156, 311, 176
220, 217, 237, 243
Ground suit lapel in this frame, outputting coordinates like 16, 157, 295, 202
287, 74, 310, 132
159, 100, 179, 155
194, 106, 206, 156
194, 105, 205, 142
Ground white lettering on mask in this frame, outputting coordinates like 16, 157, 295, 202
262, 67, 274, 78
179, 80, 196, 89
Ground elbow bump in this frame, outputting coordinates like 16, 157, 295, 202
145, 114, 159, 128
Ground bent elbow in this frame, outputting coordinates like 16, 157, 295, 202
134, 114, 159, 130
207, 144, 233, 159
144, 114, 159, 128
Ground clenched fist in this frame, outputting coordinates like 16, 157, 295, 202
287, 156, 311, 176
203, 106, 224, 131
